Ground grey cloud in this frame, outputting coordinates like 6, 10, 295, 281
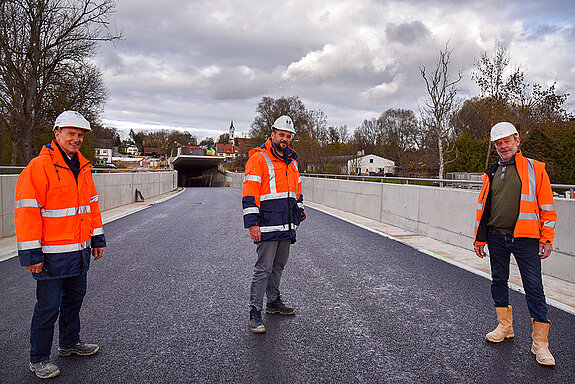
386, 21, 431, 44
208, 66, 277, 100
522, 24, 561, 41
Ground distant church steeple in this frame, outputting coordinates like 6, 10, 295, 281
229, 120, 236, 146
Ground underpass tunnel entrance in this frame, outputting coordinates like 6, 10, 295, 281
172, 155, 226, 187
177, 167, 226, 187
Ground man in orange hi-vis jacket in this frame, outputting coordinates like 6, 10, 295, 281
15, 111, 106, 379
474, 122, 557, 366
242, 115, 306, 334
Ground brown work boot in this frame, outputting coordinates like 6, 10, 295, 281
531, 319, 556, 366
485, 305, 515, 342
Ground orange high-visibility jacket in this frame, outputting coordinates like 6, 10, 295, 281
242, 138, 305, 242
474, 151, 556, 246
14, 140, 106, 279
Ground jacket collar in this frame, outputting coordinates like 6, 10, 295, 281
485, 150, 525, 177
43, 140, 91, 170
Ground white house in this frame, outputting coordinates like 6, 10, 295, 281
347, 154, 395, 175
126, 145, 139, 156
94, 148, 113, 164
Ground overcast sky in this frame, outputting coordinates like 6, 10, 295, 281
96, 0, 575, 140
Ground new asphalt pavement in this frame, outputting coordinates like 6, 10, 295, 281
1, 187, 574, 383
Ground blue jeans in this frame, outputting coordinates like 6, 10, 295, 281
249, 240, 291, 311
30, 274, 87, 363
487, 228, 548, 323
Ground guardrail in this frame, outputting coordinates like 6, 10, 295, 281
301, 173, 575, 199
0, 166, 172, 173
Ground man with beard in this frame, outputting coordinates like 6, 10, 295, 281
242, 115, 306, 333
474, 122, 557, 366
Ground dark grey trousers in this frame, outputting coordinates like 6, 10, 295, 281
249, 240, 291, 311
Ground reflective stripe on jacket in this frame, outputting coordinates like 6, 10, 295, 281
242, 138, 305, 242
14, 140, 106, 279
474, 151, 556, 246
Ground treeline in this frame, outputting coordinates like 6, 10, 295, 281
245, 95, 574, 184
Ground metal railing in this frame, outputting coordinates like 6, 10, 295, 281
302, 173, 575, 199
0, 166, 171, 174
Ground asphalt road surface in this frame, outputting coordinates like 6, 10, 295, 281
1, 187, 574, 383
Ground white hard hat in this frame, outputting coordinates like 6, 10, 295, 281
53, 110, 92, 132
272, 115, 295, 134
490, 122, 518, 142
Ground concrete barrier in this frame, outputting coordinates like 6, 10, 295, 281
0, 171, 177, 238
302, 177, 575, 283
226, 171, 575, 283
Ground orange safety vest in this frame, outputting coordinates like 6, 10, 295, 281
474, 151, 556, 246
14, 140, 105, 278
242, 138, 305, 242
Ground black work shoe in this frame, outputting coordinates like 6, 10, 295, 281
249, 306, 266, 333
58, 342, 99, 357
29, 360, 60, 379
266, 296, 296, 315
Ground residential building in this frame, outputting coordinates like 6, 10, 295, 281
347, 154, 396, 175
216, 143, 240, 158
126, 145, 139, 156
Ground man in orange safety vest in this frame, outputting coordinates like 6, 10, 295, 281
242, 115, 306, 334
14, 111, 106, 379
474, 122, 557, 366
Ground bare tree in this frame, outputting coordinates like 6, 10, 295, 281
0, 0, 120, 165
352, 117, 381, 155
380, 108, 422, 166
420, 43, 462, 178
249, 96, 311, 146
471, 43, 572, 168
293, 109, 329, 172
472, 43, 510, 101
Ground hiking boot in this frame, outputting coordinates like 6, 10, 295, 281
29, 361, 60, 379
249, 306, 266, 333
58, 342, 99, 357
266, 296, 296, 315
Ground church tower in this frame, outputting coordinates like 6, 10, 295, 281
229, 120, 236, 146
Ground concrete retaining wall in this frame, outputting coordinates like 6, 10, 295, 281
0, 171, 177, 238
226, 171, 575, 283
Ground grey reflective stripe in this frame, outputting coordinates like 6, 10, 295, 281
518, 212, 539, 221
41, 205, 91, 218
542, 221, 556, 228
92, 227, 104, 236
243, 207, 260, 215
260, 191, 297, 201
260, 153, 276, 194
14, 199, 41, 209
17, 240, 42, 251
42, 241, 91, 254
475, 220, 480, 228
540, 204, 555, 211
477, 203, 484, 210
527, 158, 537, 202
521, 194, 536, 202
243, 174, 262, 183
297, 202, 304, 209
90, 195, 99, 203
260, 224, 298, 233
